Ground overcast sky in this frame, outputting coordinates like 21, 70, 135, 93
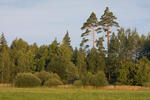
0, 0, 150, 47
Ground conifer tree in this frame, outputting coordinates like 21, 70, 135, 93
76, 50, 87, 80
106, 33, 119, 82
0, 33, 11, 83
47, 39, 78, 83
87, 48, 106, 74
80, 12, 98, 49
62, 30, 71, 47
72, 47, 78, 65
135, 57, 150, 85
99, 7, 119, 51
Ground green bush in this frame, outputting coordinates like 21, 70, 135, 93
34, 71, 51, 85
49, 72, 61, 80
35, 71, 62, 85
81, 72, 94, 85
44, 79, 63, 87
91, 71, 108, 87
142, 82, 150, 87
14, 73, 41, 87
73, 80, 82, 86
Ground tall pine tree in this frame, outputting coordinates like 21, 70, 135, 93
80, 12, 98, 49
99, 7, 119, 51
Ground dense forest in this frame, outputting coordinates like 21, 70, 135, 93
0, 7, 150, 87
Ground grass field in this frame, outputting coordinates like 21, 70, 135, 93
0, 86, 150, 100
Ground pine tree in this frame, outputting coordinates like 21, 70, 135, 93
99, 7, 119, 51
80, 12, 98, 49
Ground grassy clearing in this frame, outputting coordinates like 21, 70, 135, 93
0, 86, 150, 100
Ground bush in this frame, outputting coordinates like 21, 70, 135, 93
49, 72, 61, 80
91, 71, 108, 87
142, 82, 150, 87
34, 71, 51, 85
44, 79, 63, 87
73, 80, 82, 86
81, 72, 94, 85
14, 73, 41, 87
35, 71, 62, 85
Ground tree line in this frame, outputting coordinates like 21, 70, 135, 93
0, 7, 150, 86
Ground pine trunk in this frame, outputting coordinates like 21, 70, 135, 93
107, 24, 110, 51
93, 24, 95, 48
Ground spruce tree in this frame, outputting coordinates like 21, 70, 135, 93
135, 57, 150, 85
87, 48, 106, 74
62, 30, 71, 47
107, 33, 119, 82
0, 33, 11, 83
76, 50, 87, 80
47, 40, 78, 83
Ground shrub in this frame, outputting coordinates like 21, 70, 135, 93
49, 72, 61, 80
81, 72, 94, 85
44, 79, 63, 87
91, 71, 108, 87
14, 73, 41, 87
35, 71, 62, 85
73, 80, 82, 86
34, 71, 51, 85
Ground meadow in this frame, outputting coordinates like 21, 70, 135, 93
0, 86, 150, 100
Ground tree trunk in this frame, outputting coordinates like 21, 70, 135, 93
93, 24, 95, 48
107, 24, 110, 51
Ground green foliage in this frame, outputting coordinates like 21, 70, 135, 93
14, 73, 41, 87
35, 71, 62, 85
47, 55, 78, 84
76, 51, 87, 80
99, 7, 119, 31
134, 57, 150, 85
80, 12, 98, 49
73, 80, 83, 86
1, 9, 150, 87
116, 61, 135, 85
10, 38, 35, 73
87, 48, 106, 73
49, 72, 61, 80
34, 71, 51, 85
44, 79, 63, 87
0, 33, 12, 83
62, 30, 71, 48
91, 71, 108, 87
82, 72, 94, 85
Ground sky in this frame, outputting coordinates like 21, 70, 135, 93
0, 0, 150, 47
